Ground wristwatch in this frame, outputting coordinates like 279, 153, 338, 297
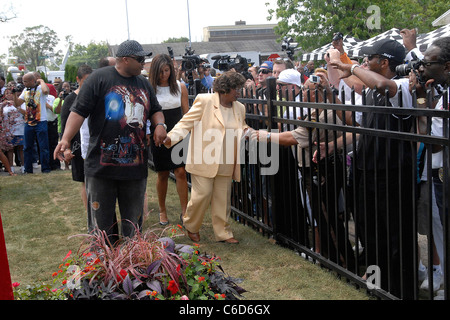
156, 123, 167, 130
350, 64, 359, 75
267, 132, 271, 142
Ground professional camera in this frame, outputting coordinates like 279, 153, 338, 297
167, 46, 174, 59
395, 51, 426, 86
281, 36, 298, 60
211, 54, 253, 80
332, 32, 344, 42
27, 99, 37, 109
181, 46, 202, 72
12, 84, 25, 93
211, 55, 231, 71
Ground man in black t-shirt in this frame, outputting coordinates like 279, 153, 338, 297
54, 40, 167, 245
331, 39, 416, 299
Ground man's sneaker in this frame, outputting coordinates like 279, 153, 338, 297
434, 289, 445, 300
418, 262, 427, 283
420, 267, 443, 292
20, 166, 25, 174
32, 163, 39, 169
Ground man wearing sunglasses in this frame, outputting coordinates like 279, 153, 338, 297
54, 40, 166, 245
409, 36, 450, 297
329, 39, 416, 299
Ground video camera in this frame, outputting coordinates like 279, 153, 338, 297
167, 46, 174, 59
281, 36, 298, 60
181, 46, 202, 72
211, 54, 253, 80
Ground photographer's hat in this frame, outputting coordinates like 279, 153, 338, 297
362, 39, 405, 63
260, 61, 273, 71
277, 69, 301, 87
116, 40, 152, 57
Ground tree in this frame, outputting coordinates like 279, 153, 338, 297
163, 37, 190, 43
267, 0, 450, 55
0, 3, 16, 22
9, 25, 60, 71
66, 42, 110, 69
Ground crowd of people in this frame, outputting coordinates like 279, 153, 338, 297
1, 30, 448, 299
0, 73, 72, 175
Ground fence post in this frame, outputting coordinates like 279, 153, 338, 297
265, 77, 279, 240
0, 212, 14, 300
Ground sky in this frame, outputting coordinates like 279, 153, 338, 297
0, 0, 280, 57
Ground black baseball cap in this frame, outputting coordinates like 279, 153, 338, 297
362, 39, 405, 63
116, 40, 152, 57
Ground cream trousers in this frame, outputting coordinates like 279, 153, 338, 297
183, 174, 233, 241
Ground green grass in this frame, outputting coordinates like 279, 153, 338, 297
0, 169, 370, 300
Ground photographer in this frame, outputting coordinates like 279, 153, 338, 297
52, 81, 72, 170
329, 39, 416, 298
13, 72, 51, 174
409, 36, 449, 297
196, 60, 214, 90
331, 32, 352, 65
178, 47, 210, 93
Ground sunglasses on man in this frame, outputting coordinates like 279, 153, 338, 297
258, 69, 272, 74
127, 56, 146, 64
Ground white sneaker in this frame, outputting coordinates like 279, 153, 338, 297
418, 262, 427, 283
32, 163, 39, 169
420, 268, 443, 292
20, 166, 25, 174
434, 290, 445, 300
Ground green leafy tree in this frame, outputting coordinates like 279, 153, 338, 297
163, 37, 190, 43
64, 64, 77, 83
9, 25, 60, 71
267, 0, 450, 54
66, 41, 110, 69
6, 71, 14, 83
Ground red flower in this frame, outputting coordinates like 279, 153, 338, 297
63, 250, 72, 261
167, 280, 179, 295
176, 264, 181, 275
198, 276, 205, 282
116, 269, 127, 283
12, 282, 20, 288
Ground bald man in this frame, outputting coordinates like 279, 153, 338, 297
13, 73, 51, 173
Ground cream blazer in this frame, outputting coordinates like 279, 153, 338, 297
166, 92, 248, 182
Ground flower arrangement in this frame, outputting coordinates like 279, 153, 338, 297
12, 225, 246, 300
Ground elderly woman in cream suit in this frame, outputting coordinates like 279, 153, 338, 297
163, 71, 250, 244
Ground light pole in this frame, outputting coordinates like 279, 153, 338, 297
187, 0, 192, 46
125, 0, 130, 40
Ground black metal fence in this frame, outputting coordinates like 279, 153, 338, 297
150, 77, 449, 300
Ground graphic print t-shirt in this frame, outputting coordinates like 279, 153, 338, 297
71, 66, 162, 180
19, 86, 48, 125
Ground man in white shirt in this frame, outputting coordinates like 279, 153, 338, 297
13, 73, 51, 173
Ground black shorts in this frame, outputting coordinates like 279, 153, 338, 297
71, 153, 85, 182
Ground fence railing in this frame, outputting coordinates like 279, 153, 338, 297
149, 77, 449, 300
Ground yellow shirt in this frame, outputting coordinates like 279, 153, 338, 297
217, 105, 239, 177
